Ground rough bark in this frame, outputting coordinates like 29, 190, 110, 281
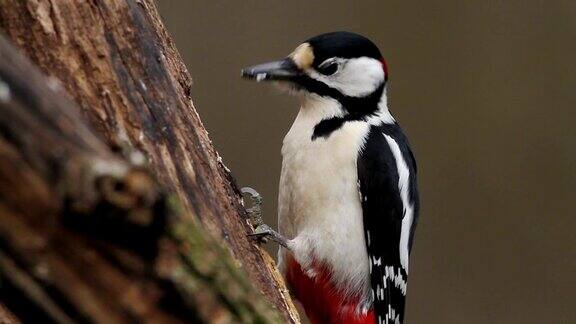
0, 0, 298, 323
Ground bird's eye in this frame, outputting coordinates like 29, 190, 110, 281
317, 60, 339, 76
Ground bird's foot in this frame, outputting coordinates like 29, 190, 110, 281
248, 224, 289, 248
241, 187, 289, 249
241, 187, 264, 226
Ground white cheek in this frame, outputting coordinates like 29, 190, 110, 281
310, 57, 384, 97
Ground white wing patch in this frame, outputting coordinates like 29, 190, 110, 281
383, 134, 414, 274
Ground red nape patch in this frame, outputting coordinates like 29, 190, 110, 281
286, 257, 375, 324
380, 57, 389, 80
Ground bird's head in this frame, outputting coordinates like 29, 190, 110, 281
242, 31, 388, 103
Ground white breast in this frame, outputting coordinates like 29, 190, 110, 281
277, 96, 372, 306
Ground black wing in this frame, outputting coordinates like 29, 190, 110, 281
358, 123, 419, 324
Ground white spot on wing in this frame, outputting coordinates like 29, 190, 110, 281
366, 230, 371, 246
369, 256, 373, 274
382, 265, 407, 295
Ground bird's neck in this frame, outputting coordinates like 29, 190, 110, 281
299, 95, 344, 122
297, 88, 394, 140
364, 87, 395, 125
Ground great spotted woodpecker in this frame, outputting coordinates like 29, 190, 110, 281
242, 31, 420, 324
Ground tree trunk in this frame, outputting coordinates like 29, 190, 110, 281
0, 0, 299, 323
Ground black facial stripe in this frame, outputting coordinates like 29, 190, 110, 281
294, 74, 384, 110
311, 117, 347, 140
296, 74, 385, 140
293, 74, 343, 101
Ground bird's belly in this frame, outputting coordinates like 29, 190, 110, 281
279, 151, 362, 239
277, 120, 371, 307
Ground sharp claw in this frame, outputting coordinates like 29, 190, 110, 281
247, 224, 289, 248
241, 187, 261, 200
241, 187, 263, 226
247, 232, 270, 244
241, 188, 289, 249
254, 224, 273, 234
247, 224, 272, 241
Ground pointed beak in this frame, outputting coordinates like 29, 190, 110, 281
241, 58, 301, 82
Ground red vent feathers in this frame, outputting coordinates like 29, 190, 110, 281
285, 257, 376, 324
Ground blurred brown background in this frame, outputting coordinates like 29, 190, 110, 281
157, 1, 576, 323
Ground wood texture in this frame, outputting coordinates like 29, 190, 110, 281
0, 0, 298, 322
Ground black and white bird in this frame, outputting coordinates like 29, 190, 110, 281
242, 31, 420, 324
